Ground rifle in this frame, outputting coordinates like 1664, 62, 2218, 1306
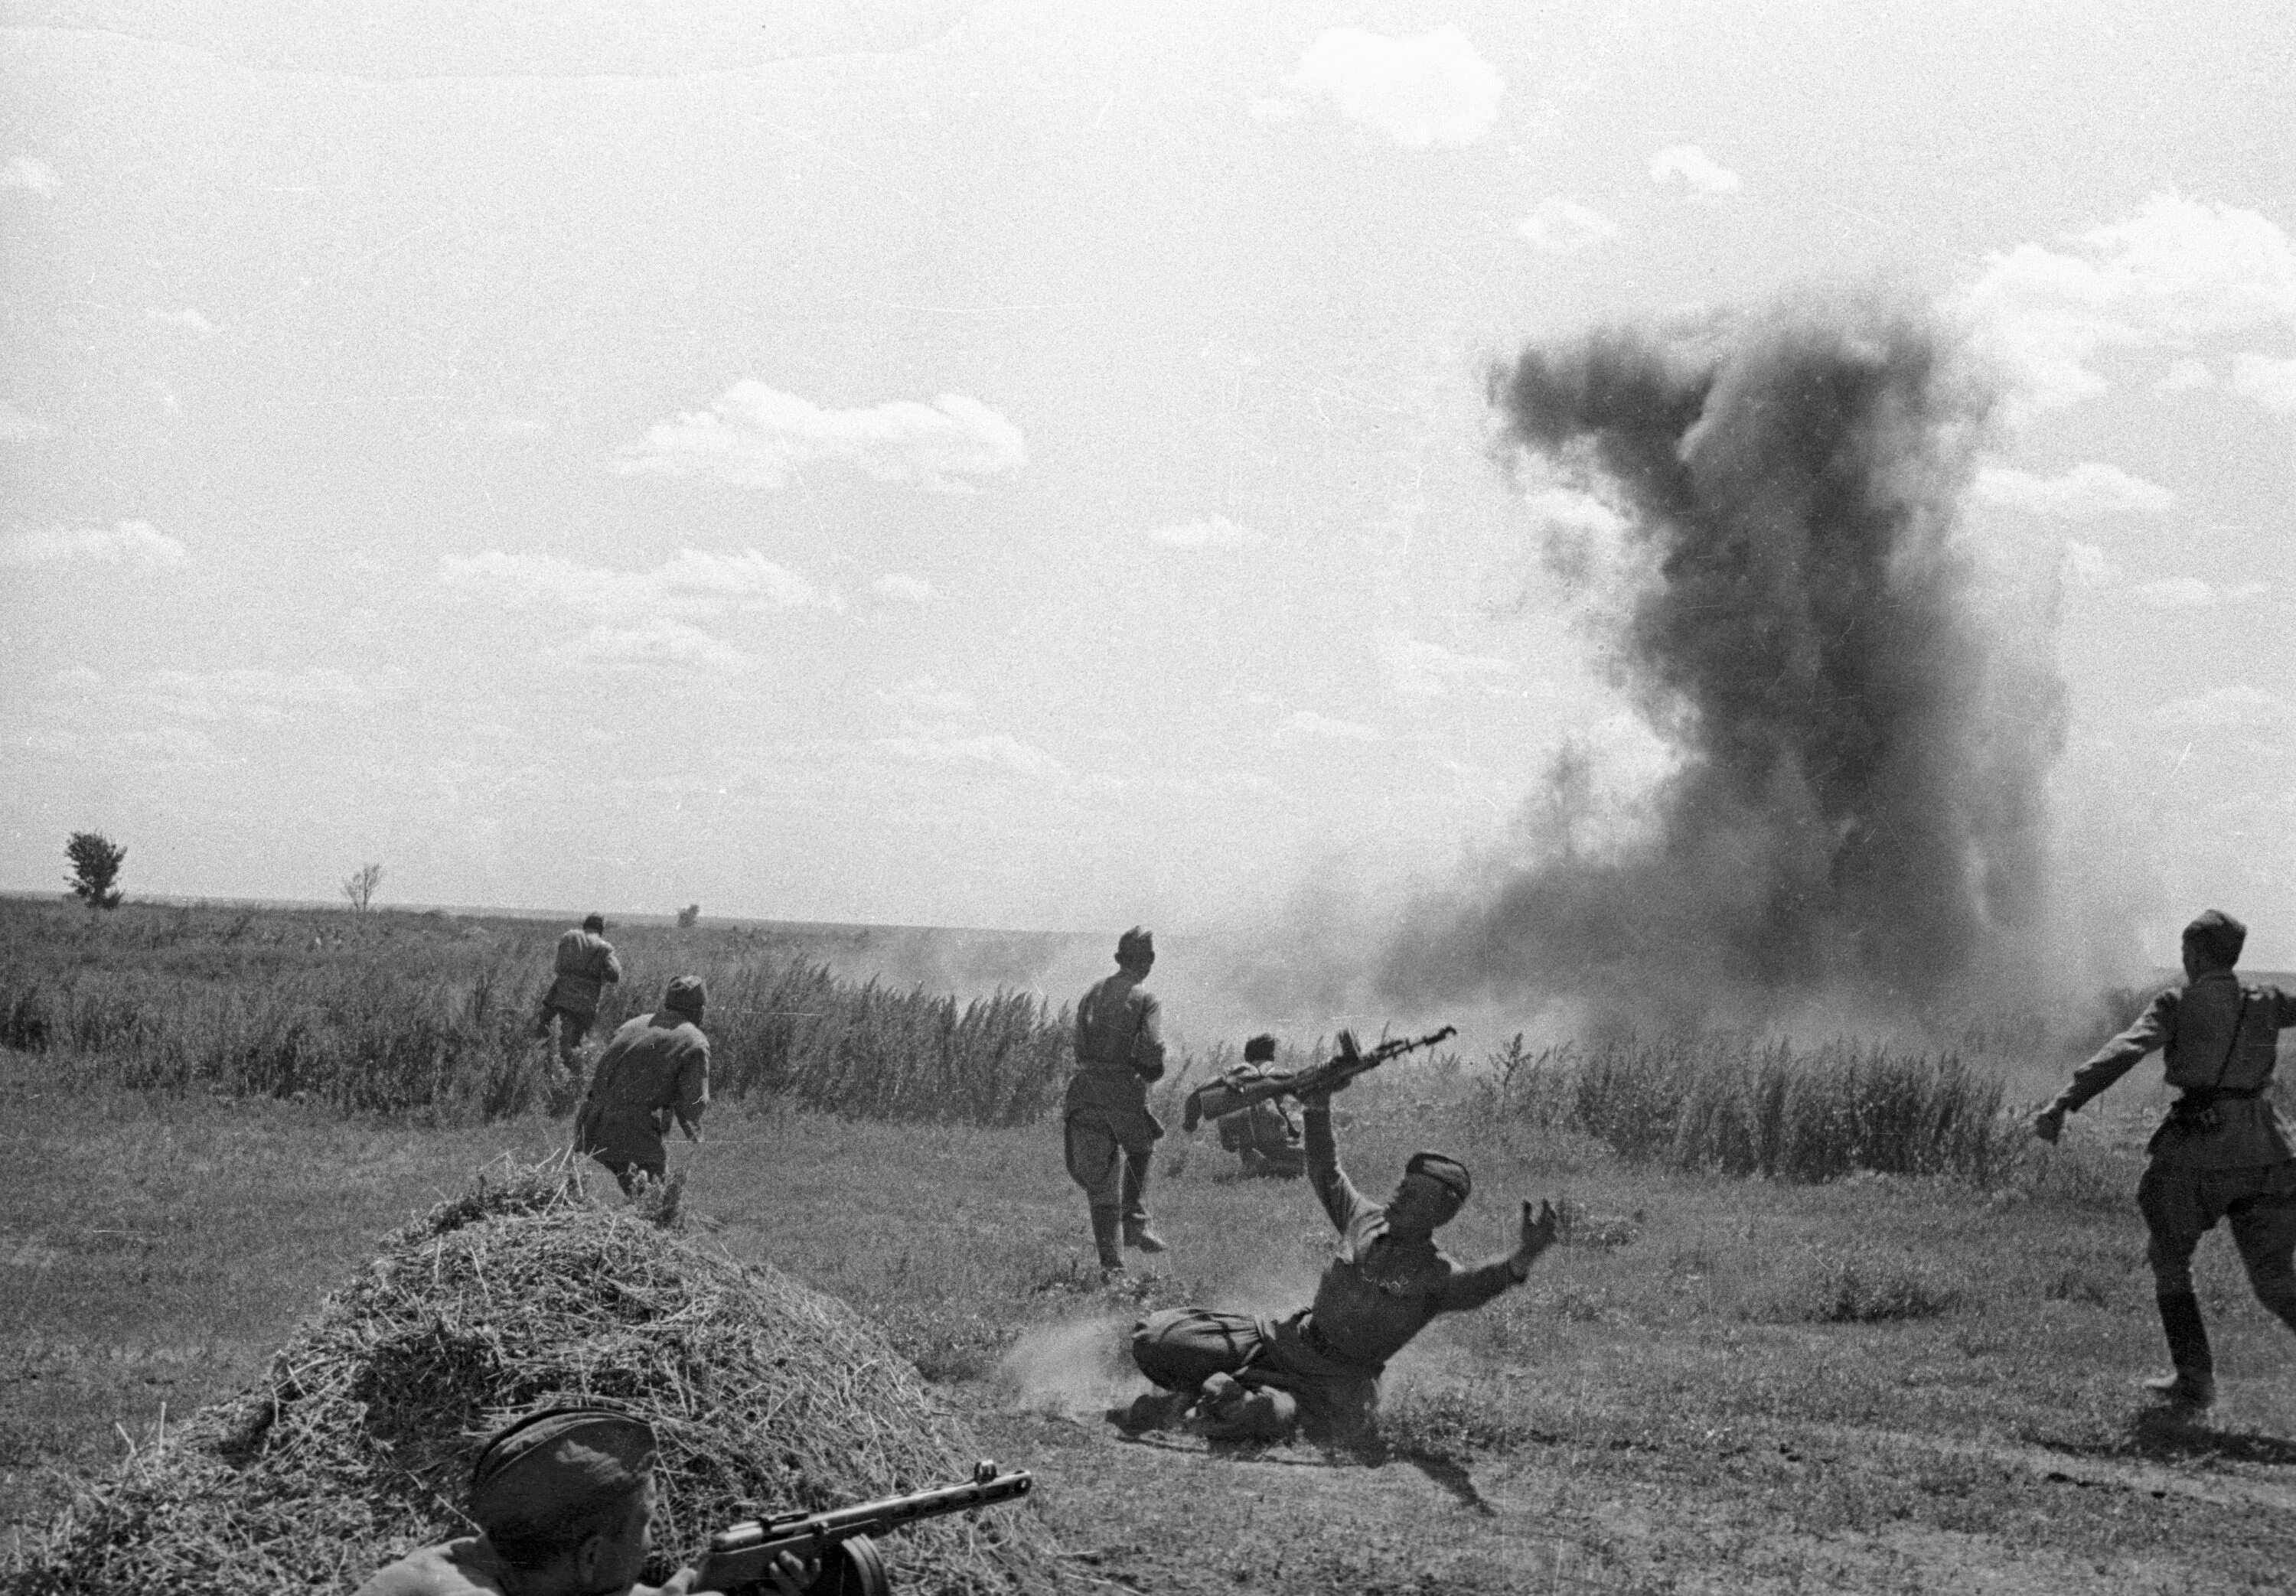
693, 1460, 1033, 1595
1183, 1025, 1456, 1129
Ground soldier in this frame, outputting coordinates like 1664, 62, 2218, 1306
1119, 1073, 1559, 1444
537, 913, 624, 1072
353, 1406, 814, 1596
576, 976, 709, 1196
1067, 927, 1167, 1273
2032, 909, 2296, 1407
1221, 1034, 1305, 1177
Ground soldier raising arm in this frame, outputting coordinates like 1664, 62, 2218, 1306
2031, 909, 2296, 1407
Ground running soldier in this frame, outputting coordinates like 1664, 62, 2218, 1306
536, 914, 623, 1071
1120, 1073, 1558, 1444
1067, 927, 1167, 1273
2032, 909, 2296, 1407
352, 1406, 813, 1596
576, 976, 709, 1196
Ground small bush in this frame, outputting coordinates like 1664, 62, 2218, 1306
1746, 1246, 1966, 1323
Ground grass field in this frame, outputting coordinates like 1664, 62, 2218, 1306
8, 993, 2296, 1592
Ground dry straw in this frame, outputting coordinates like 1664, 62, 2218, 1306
7, 1155, 1065, 1594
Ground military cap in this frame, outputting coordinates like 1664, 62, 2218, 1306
2183, 910, 2246, 969
582, 913, 606, 933
1243, 1034, 1277, 1063
469, 1407, 654, 1530
663, 975, 707, 1016
1404, 1151, 1472, 1204
1117, 927, 1155, 965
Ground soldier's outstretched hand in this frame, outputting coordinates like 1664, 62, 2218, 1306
2030, 1105, 2066, 1145
1516, 1198, 1559, 1273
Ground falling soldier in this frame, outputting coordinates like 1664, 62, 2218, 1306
537, 913, 624, 1073
2032, 909, 2296, 1407
1066, 927, 1167, 1273
576, 976, 709, 1196
353, 1405, 814, 1596
1120, 1071, 1559, 1444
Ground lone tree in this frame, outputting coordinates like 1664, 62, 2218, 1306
65, 831, 126, 910
342, 862, 384, 912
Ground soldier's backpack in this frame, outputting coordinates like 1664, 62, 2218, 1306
1184, 1063, 1280, 1135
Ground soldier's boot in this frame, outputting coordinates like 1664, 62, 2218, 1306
1123, 1220, 1168, 1253
2141, 1292, 2216, 1408
1120, 1155, 1166, 1252
1089, 1206, 1127, 1273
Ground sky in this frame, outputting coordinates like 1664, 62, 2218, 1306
2, 1, 2293, 976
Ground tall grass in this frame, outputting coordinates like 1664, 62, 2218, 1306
0, 900, 1069, 1126
1488, 1032, 2020, 1184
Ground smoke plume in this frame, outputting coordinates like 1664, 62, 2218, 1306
1380, 297, 2066, 1027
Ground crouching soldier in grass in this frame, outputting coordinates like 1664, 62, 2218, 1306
576, 976, 709, 1196
1218, 1034, 1306, 1178
1066, 927, 1167, 1274
1117, 1074, 1560, 1445
537, 914, 623, 1073
2033, 909, 2296, 1408
354, 1406, 814, 1596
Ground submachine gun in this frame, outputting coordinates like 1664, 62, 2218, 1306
1182, 1024, 1457, 1131
695, 1460, 1033, 1595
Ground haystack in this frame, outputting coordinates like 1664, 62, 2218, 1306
8, 1158, 1061, 1594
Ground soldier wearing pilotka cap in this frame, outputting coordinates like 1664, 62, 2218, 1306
2033, 909, 2296, 1407
1119, 1071, 1561, 1444
353, 1407, 814, 1596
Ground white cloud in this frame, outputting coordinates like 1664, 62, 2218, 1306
876, 675, 976, 720
2062, 539, 2114, 588
0, 156, 58, 195
2231, 353, 2296, 414
1960, 194, 2296, 414
1517, 198, 1619, 255
2133, 576, 2267, 610
544, 620, 761, 675
139, 666, 378, 721
441, 548, 838, 676
1277, 25, 1503, 148
145, 307, 214, 335
872, 732, 1070, 783
1146, 513, 1257, 549
439, 547, 843, 620
1378, 627, 1515, 698
0, 402, 51, 442
1649, 144, 1740, 201
1972, 461, 2176, 518
2155, 357, 2214, 395
2, 520, 186, 569
618, 382, 1026, 493
871, 572, 939, 605
1283, 709, 1382, 742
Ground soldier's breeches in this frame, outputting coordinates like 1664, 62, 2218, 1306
1131, 1308, 1264, 1392
2140, 1161, 2296, 1312
550, 1009, 590, 1068
1065, 1117, 1153, 1222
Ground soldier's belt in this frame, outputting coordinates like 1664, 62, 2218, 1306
1300, 1318, 1384, 1377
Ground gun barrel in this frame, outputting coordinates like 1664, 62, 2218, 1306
706, 1471, 1033, 1563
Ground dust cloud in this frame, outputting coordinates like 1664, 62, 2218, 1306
1376, 295, 2072, 1031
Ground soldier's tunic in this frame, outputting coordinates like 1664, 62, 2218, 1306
575, 1009, 709, 1191
1133, 1103, 1518, 1438
1065, 971, 1164, 1223
352, 1538, 515, 1596
354, 1538, 681, 1596
540, 928, 623, 1064
2049, 970, 2296, 1314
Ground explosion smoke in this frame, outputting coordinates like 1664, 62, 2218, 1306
1381, 297, 2066, 1027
